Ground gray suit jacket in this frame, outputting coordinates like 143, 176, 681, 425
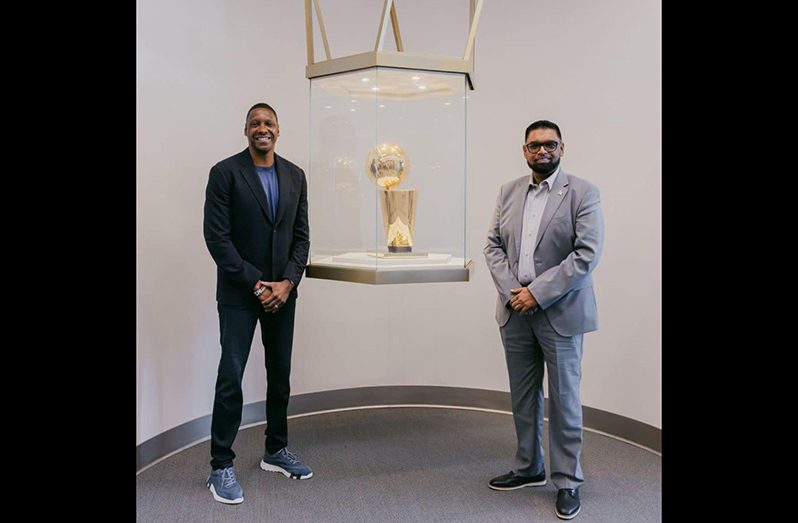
484, 170, 604, 336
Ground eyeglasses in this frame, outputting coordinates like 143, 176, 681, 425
525, 141, 560, 153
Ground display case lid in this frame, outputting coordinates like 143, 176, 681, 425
304, 0, 484, 90
306, 51, 475, 90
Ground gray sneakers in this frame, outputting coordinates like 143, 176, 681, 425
206, 466, 244, 504
260, 448, 314, 479
206, 449, 311, 503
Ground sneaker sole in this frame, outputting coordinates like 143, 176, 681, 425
555, 506, 581, 520
260, 460, 314, 480
207, 483, 244, 504
488, 479, 547, 491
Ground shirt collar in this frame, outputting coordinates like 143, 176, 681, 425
529, 165, 560, 191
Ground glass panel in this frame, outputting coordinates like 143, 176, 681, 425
309, 68, 379, 272
308, 67, 468, 282
374, 67, 466, 271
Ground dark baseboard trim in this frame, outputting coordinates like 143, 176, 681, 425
136, 385, 661, 473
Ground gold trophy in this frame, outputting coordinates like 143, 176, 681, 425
366, 143, 417, 253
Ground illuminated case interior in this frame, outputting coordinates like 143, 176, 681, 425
306, 66, 471, 284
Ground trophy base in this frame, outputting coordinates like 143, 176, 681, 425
388, 246, 412, 253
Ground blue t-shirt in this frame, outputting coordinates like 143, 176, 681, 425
255, 165, 279, 219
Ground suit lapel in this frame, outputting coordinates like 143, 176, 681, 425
535, 171, 570, 249
239, 150, 274, 225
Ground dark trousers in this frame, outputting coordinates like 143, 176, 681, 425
210, 297, 296, 470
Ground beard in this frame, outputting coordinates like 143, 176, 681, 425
527, 156, 560, 176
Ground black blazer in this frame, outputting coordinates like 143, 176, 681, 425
204, 149, 310, 305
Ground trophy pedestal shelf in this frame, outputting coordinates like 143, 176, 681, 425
307, 255, 471, 284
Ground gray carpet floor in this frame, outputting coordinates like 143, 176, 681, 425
136, 407, 661, 522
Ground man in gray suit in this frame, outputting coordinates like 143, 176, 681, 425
484, 120, 603, 520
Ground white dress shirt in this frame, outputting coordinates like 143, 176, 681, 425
517, 166, 560, 286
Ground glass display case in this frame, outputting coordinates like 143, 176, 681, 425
306, 66, 471, 284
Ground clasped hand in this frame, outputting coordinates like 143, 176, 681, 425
255, 280, 293, 313
509, 287, 537, 315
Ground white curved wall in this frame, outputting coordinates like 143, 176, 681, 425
137, 0, 661, 445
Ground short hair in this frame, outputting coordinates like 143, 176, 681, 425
246, 102, 278, 122
524, 120, 562, 141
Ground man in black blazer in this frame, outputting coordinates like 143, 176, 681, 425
203, 102, 311, 504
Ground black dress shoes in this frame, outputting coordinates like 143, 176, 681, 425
488, 470, 547, 490
555, 488, 581, 520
